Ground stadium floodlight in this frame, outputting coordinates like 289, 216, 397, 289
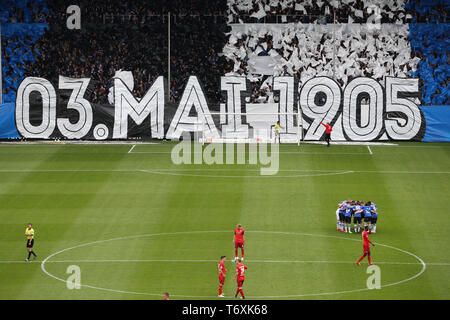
199, 111, 303, 146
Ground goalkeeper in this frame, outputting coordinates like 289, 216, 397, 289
274, 121, 283, 144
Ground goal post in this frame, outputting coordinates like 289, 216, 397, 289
199, 111, 303, 145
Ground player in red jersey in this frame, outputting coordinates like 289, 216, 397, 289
233, 224, 245, 262
320, 122, 332, 146
234, 258, 247, 299
357, 226, 375, 265
218, 255, 227, 297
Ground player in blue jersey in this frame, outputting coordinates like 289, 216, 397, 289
363, 202, 373, 230
353, 201, 363, 233
344, 202, 354, 233
371, 203, 378, 233
336, 203, 341, 231
337, 201, 346, 232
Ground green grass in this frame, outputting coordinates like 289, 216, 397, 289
0, 141, 449, 299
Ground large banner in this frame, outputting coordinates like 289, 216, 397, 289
1, 74, 429, 141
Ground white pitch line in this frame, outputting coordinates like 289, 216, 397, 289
127, 144, 136, 154
38, 230, 427, 298
374, 145, 450, 149
129, 151, 370, 155
367, 145, 373, 155
1, 259, 446, 266
0, 169, 448, 174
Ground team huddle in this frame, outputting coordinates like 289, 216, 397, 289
218, 224, 247, 299
336, 200, 379, 234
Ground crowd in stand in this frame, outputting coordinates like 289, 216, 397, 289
2, 35, 39, 100
224, 24, 421, 103
1, 0, 448, 106
1, 0, 48, 103
409, 23, 449, 105
46, 0, 226, 26
228, 0, 448, 24
224, 0, 448, 105
0, 0, 48, 24
2, 0, 230, 105
406, 0, 449, 23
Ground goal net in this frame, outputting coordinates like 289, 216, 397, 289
197, 112, 303, 145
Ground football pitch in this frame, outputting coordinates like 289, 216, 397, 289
0, 141, 449, 300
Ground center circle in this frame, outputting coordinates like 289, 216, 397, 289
41, 230, 426, 298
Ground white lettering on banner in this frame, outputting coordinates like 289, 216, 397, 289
342, 77, 384, 141
220, 76, 249, 138
57, 76, 93, 139
273, 76, 296, 137
16, 77, 57, 138
14, 75, 424, 141
385, 77, 422, 140
166, 76, 219, 140
300, 77, 341, 140
113, 76, 164, 139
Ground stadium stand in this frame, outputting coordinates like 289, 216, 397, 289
227, 0, 416, 24
1, 0, 448, 106
17, 0, 229, 107
1, 0, 49, 103
223, 0, 449, 105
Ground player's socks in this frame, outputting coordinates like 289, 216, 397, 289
357, 255, 365, 264
219, 286, 223, 295
240, 289, 245, 298
368, 255, 372, 265
31, 251, 37, 257
235, 289, 240, 297
27, 252, 31, 259
241, 249, 244, 259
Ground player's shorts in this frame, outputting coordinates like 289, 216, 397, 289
235, 242, 244, 249
219, 274, 225, 285
26, 239, 34, 248
237, 279, 245, 288
364, 216, 372, 223
275, 129, 280, 136
353, 216, 362, 224
363, 244, 371, 254
344, 216, 351, 223
339, 212, 345, 222
371, 216, 378, 224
